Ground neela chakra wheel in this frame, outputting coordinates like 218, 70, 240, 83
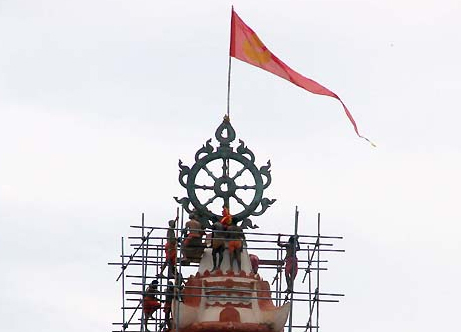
175, 117, 275, 228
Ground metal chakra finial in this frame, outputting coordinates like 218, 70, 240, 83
174, 116, 275, 229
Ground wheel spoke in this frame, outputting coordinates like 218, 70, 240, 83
221, 159, 228, 177
235, 185, 256, 190
231, 165, 248, 180
203, 194, 218, 207
232, 193, 249, 209
202, 165, 218, 181
193, 184, 214, 190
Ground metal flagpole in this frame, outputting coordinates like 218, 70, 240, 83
227, 56, 232, 118
226, 6, 233, 178
227, 6, 233, 119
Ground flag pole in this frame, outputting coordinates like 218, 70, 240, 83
226, 7, 234, 184
227, 55, 232, 118
227, 6, 234, 119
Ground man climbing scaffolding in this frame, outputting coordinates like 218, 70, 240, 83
143, 280, 162, 332
277, 234, 300, 293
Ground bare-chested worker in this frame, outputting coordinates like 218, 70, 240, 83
183, 211, 205, 246
181, 210, 205, 263
277, 234, 301, 292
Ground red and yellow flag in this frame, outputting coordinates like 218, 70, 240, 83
230, 9, 373, 145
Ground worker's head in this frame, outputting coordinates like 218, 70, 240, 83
288, 235, 297, 244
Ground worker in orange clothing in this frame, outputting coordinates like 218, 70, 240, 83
226, 223, 244, 272
158, 218, 178, 278
220, 206, 232, 228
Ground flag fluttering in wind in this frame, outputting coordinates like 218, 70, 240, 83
230, 8, 373, 145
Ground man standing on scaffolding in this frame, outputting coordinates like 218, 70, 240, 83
277, 234, 300, 293
227, 223, 245, 272
158, 218, 178, 278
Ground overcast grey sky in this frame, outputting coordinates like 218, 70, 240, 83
1, 0, 460, 331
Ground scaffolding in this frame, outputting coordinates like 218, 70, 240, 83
109, 209, 344, 332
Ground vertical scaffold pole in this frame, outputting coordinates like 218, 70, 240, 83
276, 246, 280, 307
145, 227, 152, 330
288, 206, 299, 332
122, 237, 126, 331
307, 244, 312, 332
141, 213, 145, 332
316, 213, 320, 332
175, 207, 184, 332
157, 235, 162, 332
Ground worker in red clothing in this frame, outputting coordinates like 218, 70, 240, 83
277, 234, 300, 293
249, 253, 259, 274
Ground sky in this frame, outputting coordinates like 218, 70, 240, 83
1, 0, 460, 331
